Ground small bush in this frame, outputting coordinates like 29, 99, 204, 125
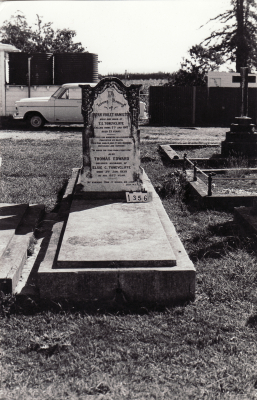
155, 170, 187, 200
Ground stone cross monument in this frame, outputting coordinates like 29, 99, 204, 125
221, 67, 257, 157
240, 66, 249, 117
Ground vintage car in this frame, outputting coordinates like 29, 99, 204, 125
13, 82, 148, 129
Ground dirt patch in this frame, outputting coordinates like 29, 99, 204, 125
0, 125, 83, 141
178, 145, 257, 195
200, 172, 257, 195
0, 123, 227, 143
140, 127, 226, 144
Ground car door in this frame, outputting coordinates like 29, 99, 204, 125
54, 88, 83, 122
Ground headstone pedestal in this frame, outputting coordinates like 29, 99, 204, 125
221, 67, 257, 157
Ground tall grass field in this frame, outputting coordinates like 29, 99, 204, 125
1, 128, 257, 399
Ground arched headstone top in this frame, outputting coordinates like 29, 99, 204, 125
80, 77, 142, 129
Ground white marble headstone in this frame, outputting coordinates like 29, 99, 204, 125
79, 78, 143, 193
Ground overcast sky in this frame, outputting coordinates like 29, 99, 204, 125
0, 0, 231, 75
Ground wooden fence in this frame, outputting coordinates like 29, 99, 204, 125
149, 86, 257, 127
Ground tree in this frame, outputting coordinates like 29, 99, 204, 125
167, 45, 224, 86
168, 0, 257, 86
201, 0, 257, 72
0, 12, 86, 53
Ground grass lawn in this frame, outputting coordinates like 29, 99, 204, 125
0, 138, 82, 211
1, 129, 257, 399
176, 146, 221, 159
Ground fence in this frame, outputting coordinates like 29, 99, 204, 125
149, 86, 257, 127
183, 154, 257, 196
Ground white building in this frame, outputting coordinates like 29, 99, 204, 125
0, 45, 99, 117
0, 44, 65, 117
0, 44, 20, 116
207, 71, 257, 88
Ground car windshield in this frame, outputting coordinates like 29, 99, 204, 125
51, 87, 67, 99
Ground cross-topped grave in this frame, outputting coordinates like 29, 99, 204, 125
221, 67, 257, 157
239, 66, 249, 117
78, 77, 144, 195
230, 67, 255, 131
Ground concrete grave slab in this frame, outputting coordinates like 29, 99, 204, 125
37, 171, 195, 305
57, 198, 177, 269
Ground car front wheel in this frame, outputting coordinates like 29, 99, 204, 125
28, 114, 45, 129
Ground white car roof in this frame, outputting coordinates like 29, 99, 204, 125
61, 83, 97, 88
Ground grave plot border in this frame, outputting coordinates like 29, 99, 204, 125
17, 168, 196, 306
160, 144, 257, 210
0, 203, 45, 294
159, 144, 257, 168
186, 170, 257, 210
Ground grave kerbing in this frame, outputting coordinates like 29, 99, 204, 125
77, 77, 144, 196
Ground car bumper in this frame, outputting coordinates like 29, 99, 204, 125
13, 113, 24, 120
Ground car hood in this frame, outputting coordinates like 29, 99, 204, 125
17, 97, 51, 103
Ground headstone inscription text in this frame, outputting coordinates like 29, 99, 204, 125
79, 78, 143, 192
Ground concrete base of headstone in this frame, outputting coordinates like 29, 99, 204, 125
221, 117, 257, 157
221, 138, 257, 157
37, 170, 195, 306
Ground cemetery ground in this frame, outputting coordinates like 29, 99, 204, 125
1, 125, 257, 399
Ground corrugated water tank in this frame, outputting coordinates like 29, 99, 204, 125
9, 53, 29, 85
54, 53, 98, 84
30, 53, 53, 85
8, 53, 53, 85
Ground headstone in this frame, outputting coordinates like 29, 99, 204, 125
78, 77, 144, 195
37, 77, 195, 305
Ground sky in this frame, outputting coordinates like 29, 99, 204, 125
0, 0, 231, 75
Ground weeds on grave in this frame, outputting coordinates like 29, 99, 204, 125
155, 170, 187, 201
0, 291, 42, 317
0, 291, 17, 317
226, 153, 250, 178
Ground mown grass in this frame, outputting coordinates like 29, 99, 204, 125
0, 139, 82, 211
1, 136, 257, 399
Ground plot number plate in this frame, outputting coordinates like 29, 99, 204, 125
126, 192, 152, 203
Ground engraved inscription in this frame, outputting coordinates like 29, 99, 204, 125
80, 78, 142, 192
93, 112, 130, 137
90, 137, 134, 181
